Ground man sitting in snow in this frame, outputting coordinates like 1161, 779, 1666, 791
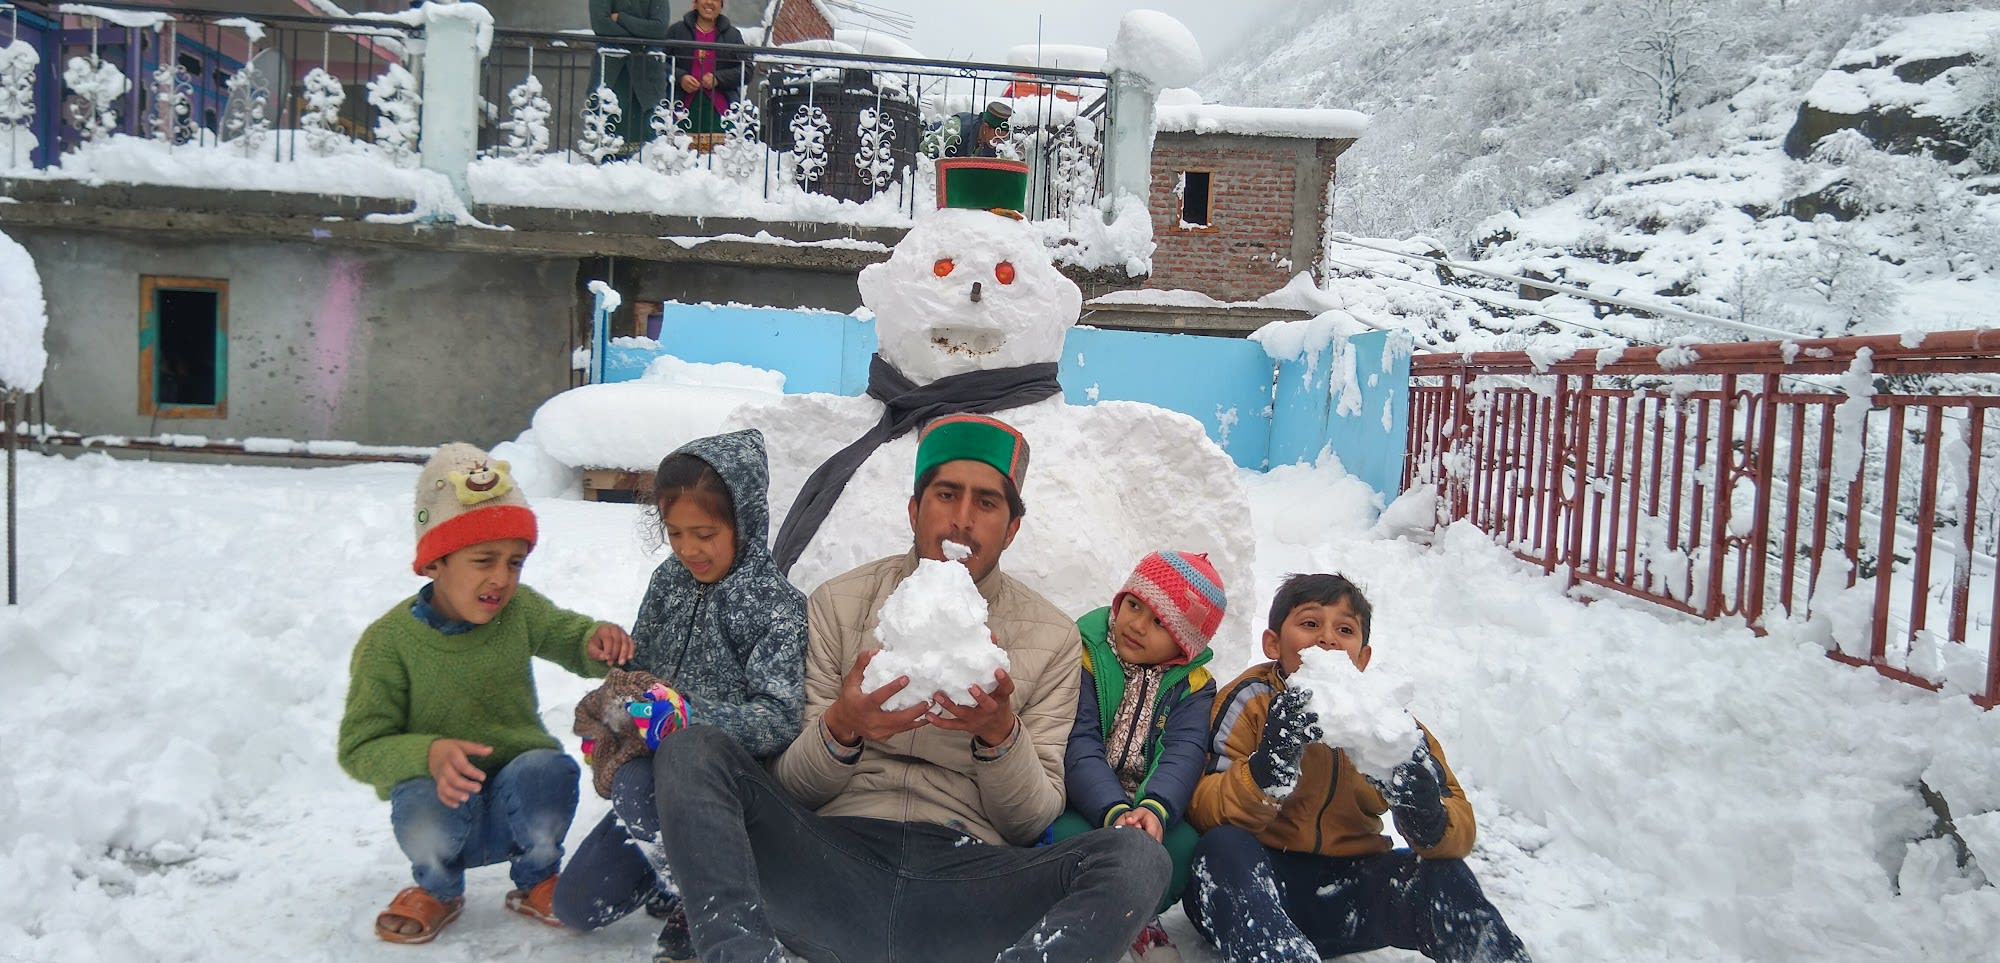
653, 414, 1168, 963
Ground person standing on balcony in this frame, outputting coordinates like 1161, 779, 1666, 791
665, 0, 748, 147
590, 0, 673, 146
931, 101, 1012, 157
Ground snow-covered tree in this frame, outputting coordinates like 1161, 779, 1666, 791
1809, 129, 1995, 271
1961, 37, 2000, 172
299, 67, 347, 156
500, 74, 550, 160
1607, 0, 1724, 127
366, 63, 421, 164
62, 54, 128, 144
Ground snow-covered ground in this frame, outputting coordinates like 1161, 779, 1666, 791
2, 448, 1995, 962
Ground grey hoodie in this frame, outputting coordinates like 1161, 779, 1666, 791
629, 429, 806, 757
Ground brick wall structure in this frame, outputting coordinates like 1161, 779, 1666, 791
767, 0, 834, 45
1145, 132, 1355, 303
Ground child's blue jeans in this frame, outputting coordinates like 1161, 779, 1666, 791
388, 748, 580, 901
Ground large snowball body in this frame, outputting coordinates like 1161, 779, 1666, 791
733, 211, 1257, 647
858, 209, 1082, 382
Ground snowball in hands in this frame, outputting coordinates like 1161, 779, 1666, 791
864, 543, 1010, 712
1291, 647, 1422, 780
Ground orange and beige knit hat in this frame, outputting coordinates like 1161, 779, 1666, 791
411, 442, 538, 574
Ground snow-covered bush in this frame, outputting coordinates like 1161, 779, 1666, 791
1809, 129, 1996, 271
366, 63, 421, 164
1961, 36, 2000, 173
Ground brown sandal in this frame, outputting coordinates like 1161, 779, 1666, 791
375, 885, 465, 944
504, 874, 563, 927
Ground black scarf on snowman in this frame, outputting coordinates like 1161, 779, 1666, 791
771, 352, 1062, 576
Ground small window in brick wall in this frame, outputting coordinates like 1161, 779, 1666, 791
139, 276, 229, 418
1178, 171, 1213, 228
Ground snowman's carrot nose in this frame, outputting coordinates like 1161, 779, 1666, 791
970, 281, 984, 303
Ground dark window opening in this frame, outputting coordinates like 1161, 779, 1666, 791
156, 289, 220, 406
1180, 171, 1212, 227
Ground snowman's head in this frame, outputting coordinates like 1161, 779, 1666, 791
860, 209, 1082, 384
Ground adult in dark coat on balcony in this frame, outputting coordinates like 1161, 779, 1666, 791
664, 0, 748, 136
590, 0, 672, 143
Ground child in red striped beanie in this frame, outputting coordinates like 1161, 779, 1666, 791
1049, 550, 1226, 961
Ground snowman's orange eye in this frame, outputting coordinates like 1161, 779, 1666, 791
933, 258, 955, 277
995, 261, 1016, 284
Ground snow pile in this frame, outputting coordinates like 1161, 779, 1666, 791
526, 357, 786, 470
863, 543, 1007, 712
1289, 647, 1422, 781
1104, 10, 1203, 90
0, 228, 48, 391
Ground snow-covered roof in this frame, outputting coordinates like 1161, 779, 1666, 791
1155, 103, 1370, 141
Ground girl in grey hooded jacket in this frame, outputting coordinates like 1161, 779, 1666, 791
552, 429, 806, 939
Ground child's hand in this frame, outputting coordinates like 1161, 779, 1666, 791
1371, 740, 1448, 848
427, 738, 492, 808
1247, 686, 1321, 798
587, 623, 635, 666
627, 684, 691, 750
1113, 807, 1164, 842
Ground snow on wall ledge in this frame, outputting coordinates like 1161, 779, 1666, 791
1154, 103, 1370, 140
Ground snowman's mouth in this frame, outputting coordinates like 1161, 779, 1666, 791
928, 326, 1003, 356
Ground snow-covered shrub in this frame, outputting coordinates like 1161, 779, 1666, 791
63, 54, 129, 144
500, 74, 550, 159
576, 84, 624, 163
299, 67, 347, 156
1961, 36, 2000, 173
1809, 129, 1996, 271
366, 63, 421, 164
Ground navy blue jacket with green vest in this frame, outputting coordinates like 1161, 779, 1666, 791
1062, 605, 1216, 829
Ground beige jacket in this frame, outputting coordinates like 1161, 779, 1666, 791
773, 551, 1083, 845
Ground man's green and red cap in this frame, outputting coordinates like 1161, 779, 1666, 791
914, 414, 1030, 490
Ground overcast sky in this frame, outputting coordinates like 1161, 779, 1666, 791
854, 1, 1288, 71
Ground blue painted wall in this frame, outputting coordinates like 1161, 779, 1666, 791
593, 300, 1411, 497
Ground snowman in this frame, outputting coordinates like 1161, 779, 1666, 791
729, 158, 1257, 644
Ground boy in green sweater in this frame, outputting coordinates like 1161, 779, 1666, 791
338, 443, 634, 945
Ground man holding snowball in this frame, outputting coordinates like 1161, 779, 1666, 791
1185, 572, 1533, 963
654, 414, 1168, 963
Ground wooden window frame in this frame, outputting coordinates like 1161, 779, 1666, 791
1175, 169, 1217, 233
139, 275, 229, 419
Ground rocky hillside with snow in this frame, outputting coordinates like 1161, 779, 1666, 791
1202, 0, 2000, 350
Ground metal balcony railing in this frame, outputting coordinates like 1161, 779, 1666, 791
1407, 330, 2000, 708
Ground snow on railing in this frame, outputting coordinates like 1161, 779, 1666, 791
1407, 329, 2000, 708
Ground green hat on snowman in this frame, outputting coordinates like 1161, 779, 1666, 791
934, 157, 1029, 219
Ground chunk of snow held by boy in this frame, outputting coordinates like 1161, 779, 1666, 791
864, 542, 1010, 712
1291, 647, 1422, 780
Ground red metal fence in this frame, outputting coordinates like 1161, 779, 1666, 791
1405, 329, 2000, 708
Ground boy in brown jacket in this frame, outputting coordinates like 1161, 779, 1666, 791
1185, 573, 1532, 963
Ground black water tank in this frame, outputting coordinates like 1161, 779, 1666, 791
764, 67, 920, 203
